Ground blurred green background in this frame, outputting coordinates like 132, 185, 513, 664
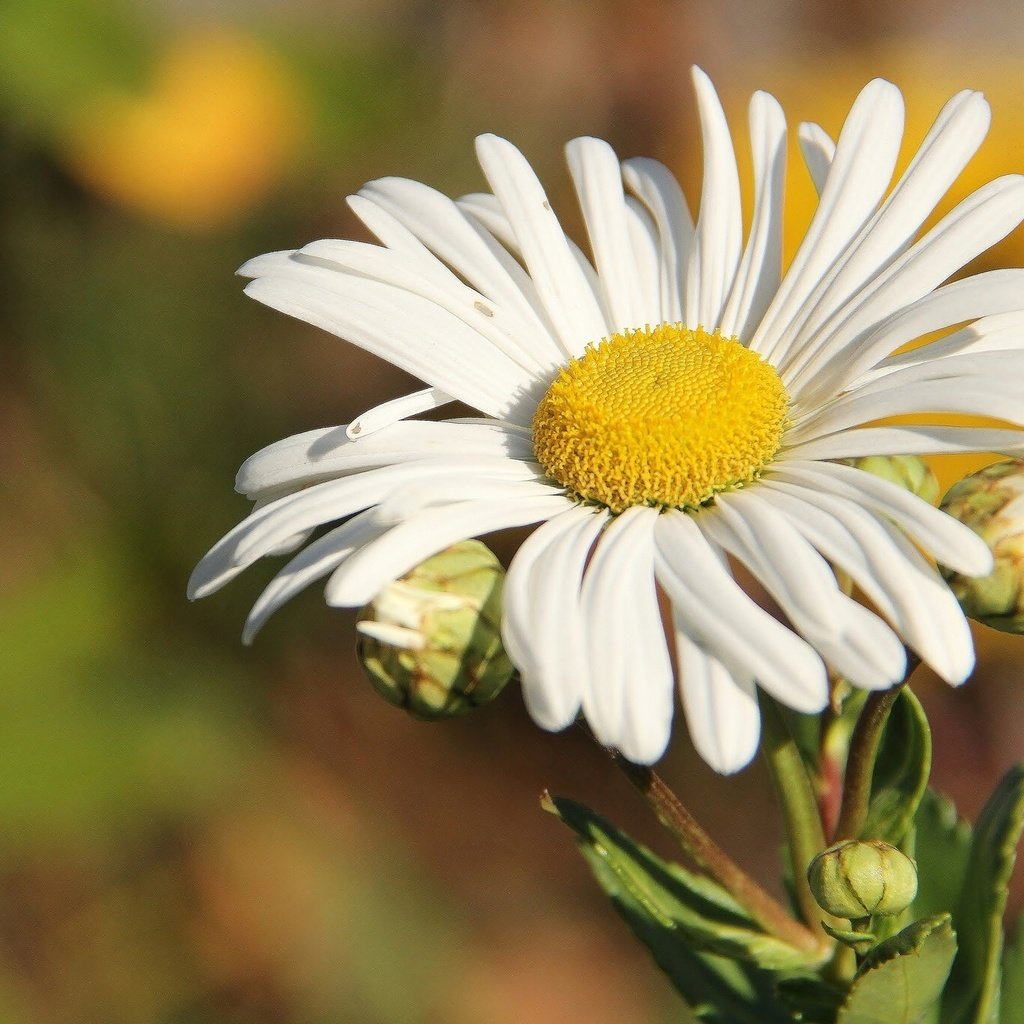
1, 1, 1023, 1020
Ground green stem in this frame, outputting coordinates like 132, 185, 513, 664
759, 695, 831, 934
608, 752, 822, 954
833, 670, 914, 841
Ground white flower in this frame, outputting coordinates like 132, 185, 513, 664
190, 68, 1024, 772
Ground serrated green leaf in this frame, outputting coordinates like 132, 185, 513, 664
941, 765, 1024, 1024
910, 790, 972, 924
581, 845, 791, 1023
862, 689, 932, 846
999, 919, 1024, 1024
838, 914, 957, 1024
546, 795, 817, 971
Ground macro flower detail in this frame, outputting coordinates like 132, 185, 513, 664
190, 68, 1024, 772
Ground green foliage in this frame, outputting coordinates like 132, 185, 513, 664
837, 915, 957, 1024
941, 765, 1024, 1024
862, 688, 932, 846
1000, 920, 1024, 1024
910, 790, 973, 924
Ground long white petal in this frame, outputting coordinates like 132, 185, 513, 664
236, 420, 534, 499
346, 388, 456, 439
798, 122, 836, 196
566, 136, 646, 332
783, 424, 1024, 462
324, 494, 570, 606
684, 67, 743, 330
654, 512, 828, 712
768, 460, 993, 576
674, 627, 761, 774
475, 134, 610, 355
503, 506, 608, 731
719, 90, 787, 341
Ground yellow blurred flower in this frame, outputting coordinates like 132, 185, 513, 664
63, 30, 306, 231
726, 47, 1024, 493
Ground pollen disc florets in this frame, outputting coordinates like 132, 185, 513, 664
532, 323, 789, 512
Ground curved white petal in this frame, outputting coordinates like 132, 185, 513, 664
346, 388, 456, 439
797, 122, 836, 196
566, 136, 646, 332
769, 460, 993, 576
719, 90, 787, 341
625, 197, 662, 320
324, 494, 570, 607
783, 424, 1024, 462
654, 511, 828, 713
236, 419, 535, 499
684, 67, 743, 331
674, 627, 761, 774
622, 156, 693, 322
580, 506, 672, 763
503, 506, 608, 731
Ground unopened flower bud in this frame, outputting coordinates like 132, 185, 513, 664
940, 460, 1024, 634
807, 840, 918, 920
843, 455, 939, 505
356, 540, 513, 720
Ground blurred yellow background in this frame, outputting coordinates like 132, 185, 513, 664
2, 1, 1023, 1020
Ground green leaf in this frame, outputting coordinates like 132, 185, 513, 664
838, 914, 957, 1024
821, 921, 878, 954
910, 790, 972, 924
1000, 919, 1024, 1024
545, 795, 816, 972
941, 765, 1024, 1024
775, 974, 847, 1024
862, 689, 932, 846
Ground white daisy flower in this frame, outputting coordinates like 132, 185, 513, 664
190, 68, 1024, 772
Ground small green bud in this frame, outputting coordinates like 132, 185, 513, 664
807, 839, 918, 920
843, 455, 939, 505
940, 460, 1024, 634
356, 540, 513, 720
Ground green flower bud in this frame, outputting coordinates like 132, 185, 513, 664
807, 840, 918, 920
940, 460, 1024, 634
843, 455, 939, 505
356, 540, 513, 720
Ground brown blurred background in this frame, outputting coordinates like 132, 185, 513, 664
2, 1, 1024, 1021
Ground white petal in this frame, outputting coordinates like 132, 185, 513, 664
705, 491, 907, 690
776, 90, 990, 386
356, 177, 566, 364
674, 627, 761, 774
580, 506, 672, 763
684, 67, 743, 331
624, 197, 662, 321
503, 506, 608, 731
751, 79, 904, 362
243, 271, 543, 424
768, 460, 993, 576
783, 424, 1024, 462
346, 388, 455, 439
566, 136, 646, 332
324, 494, 570, 607
236, 419, 534, 499
756, 480, 974, 683
719, 90, 787, 341
372, 476, 563, 524
785, 174, 1024, 398
654, 511, 828, 712
622, 156, 694, 323
798, 122, 836, 196
475, 134, 610, 355
241, 511, 389, 643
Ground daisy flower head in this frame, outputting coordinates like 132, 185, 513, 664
190, 68, 1024, 772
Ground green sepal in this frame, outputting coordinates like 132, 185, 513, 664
837, 914, 957, 1024
544, 794, 819, 975
821, 921, 878, 954
862, 688, 932, 846
999, 919, 1024, 1024
941, 764, 1024, 1024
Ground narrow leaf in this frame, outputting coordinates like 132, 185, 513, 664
1000, 919, 1024, 1024
862, 688, 931, 845
942, 764, 1024, 1024
838, 914, 957, 1024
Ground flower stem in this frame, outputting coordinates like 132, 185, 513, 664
609, 751, 822, 955
759, 695, 831, 934
833, 662, 916, 841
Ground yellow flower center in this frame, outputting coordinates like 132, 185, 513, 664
532, 323, 789, 513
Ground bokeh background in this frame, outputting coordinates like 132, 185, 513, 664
2, 1, 1024, 1021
